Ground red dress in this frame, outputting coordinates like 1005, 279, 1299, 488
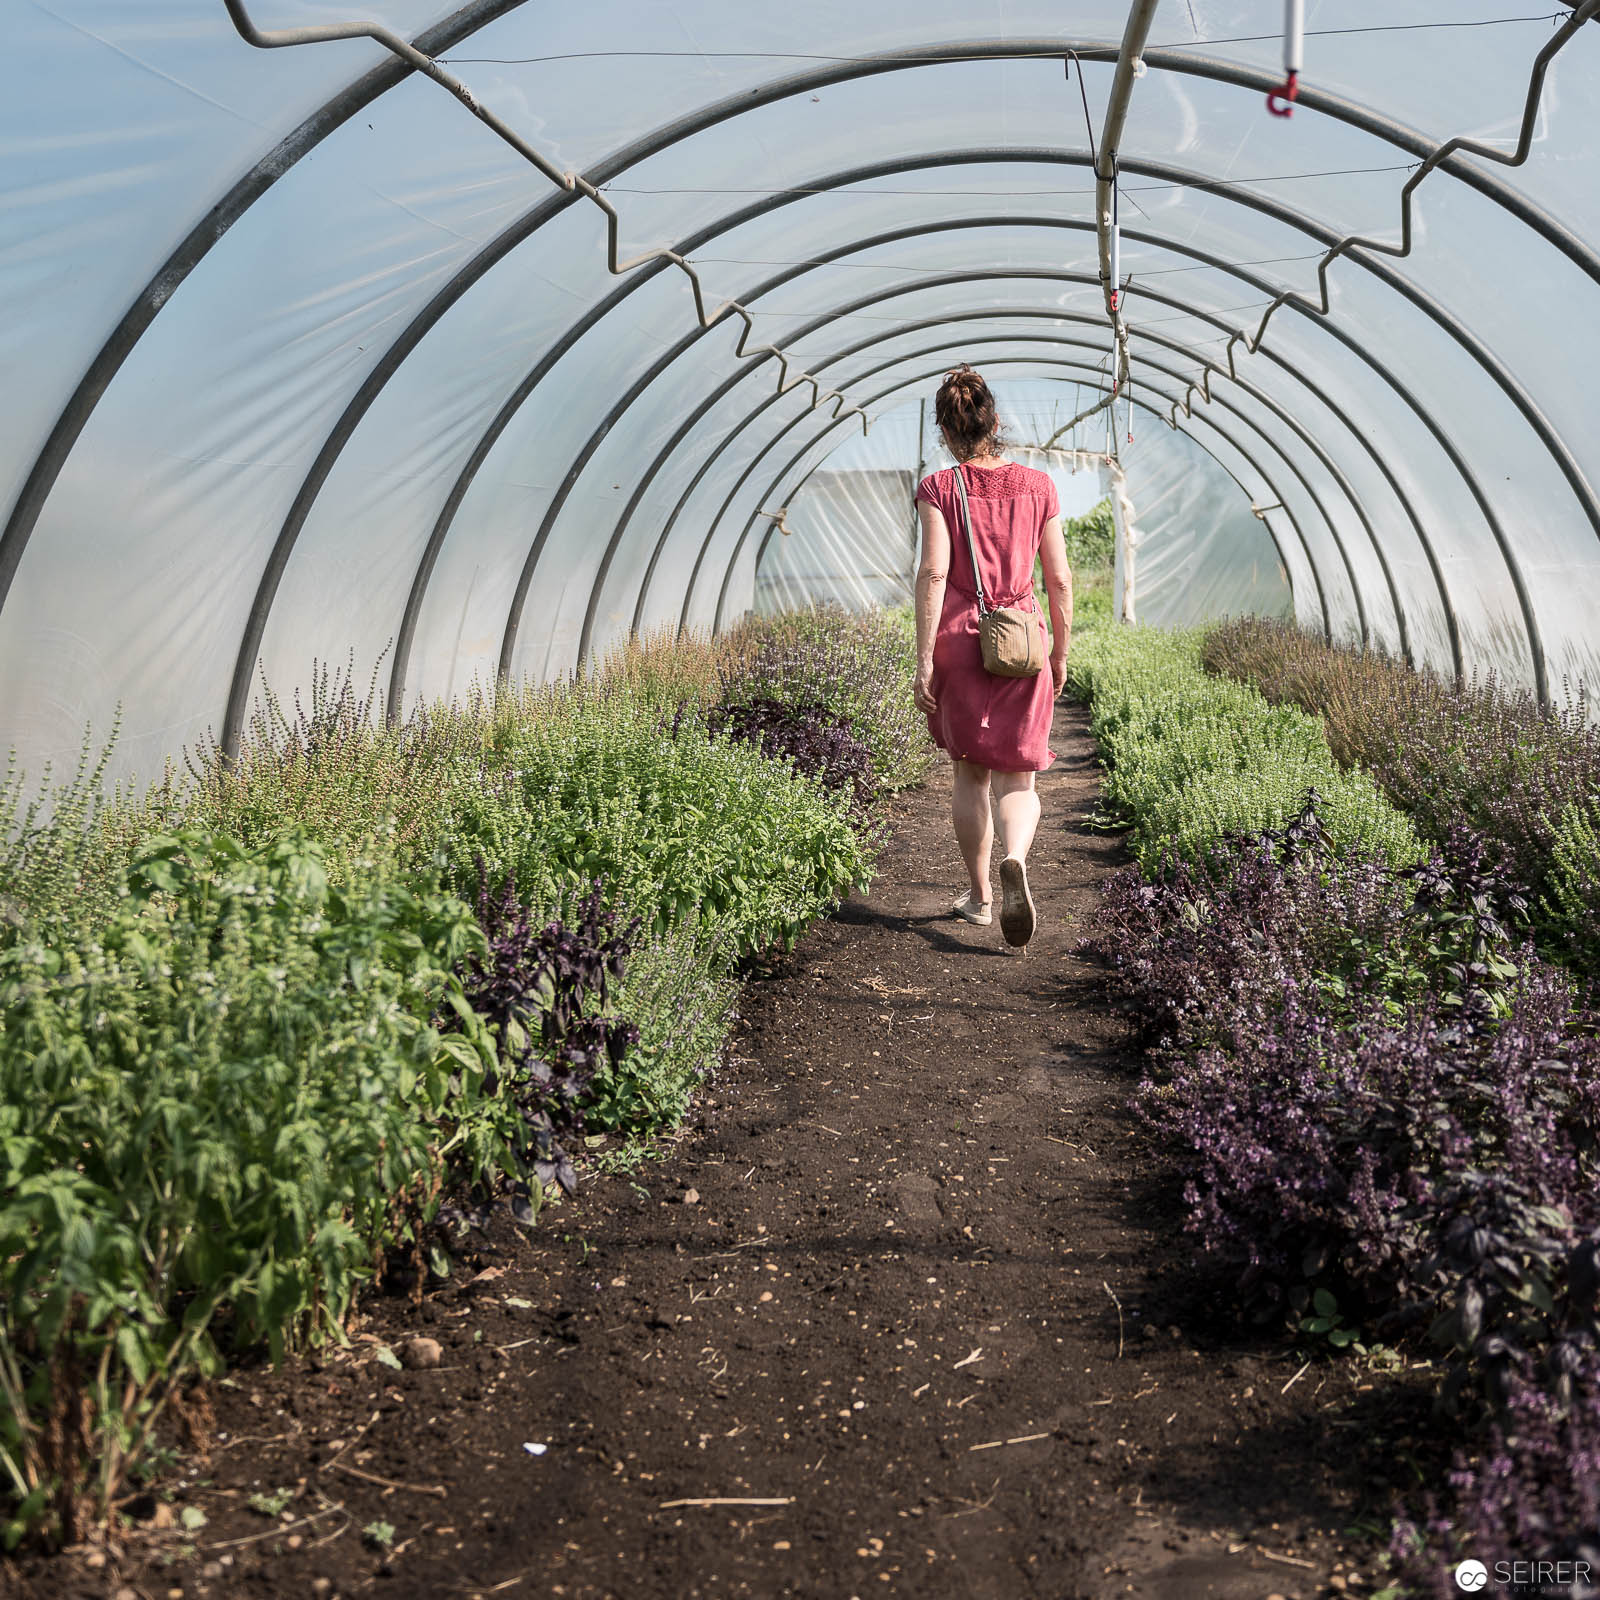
915, 461, 1059, 773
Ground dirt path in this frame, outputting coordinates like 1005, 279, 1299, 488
25, 703, 1413, 1600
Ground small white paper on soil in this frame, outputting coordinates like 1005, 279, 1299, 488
523, 1442, 548, 1456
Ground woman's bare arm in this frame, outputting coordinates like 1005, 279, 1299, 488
913, 499, 951, 714
1037, 514, 1073, 696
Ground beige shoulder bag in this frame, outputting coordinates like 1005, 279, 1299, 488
950, 464, 1046, 680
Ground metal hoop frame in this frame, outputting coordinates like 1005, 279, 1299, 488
2, 28, 1590, 732
703, 346, 1319, 634
712, 354, 1312, 633
576, 250, 1530, 686
487, 153, 1570, 705
737, 353, 1307, 627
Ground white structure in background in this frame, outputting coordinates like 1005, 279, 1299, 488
755, 381, 1290, 628
1109, 461, 1140, 625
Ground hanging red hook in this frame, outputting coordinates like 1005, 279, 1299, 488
1270, 0, 1305, 118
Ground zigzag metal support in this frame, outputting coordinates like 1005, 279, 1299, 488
1168, 362, 1222, 427
1180, 0, 1599, 413
222, 1, 867, 434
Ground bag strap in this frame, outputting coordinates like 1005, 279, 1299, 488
950, 463, 988, 617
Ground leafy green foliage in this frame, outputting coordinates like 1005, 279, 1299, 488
720, 606, 932, 795
0, 828, 500, 1545
1033, 496, 1114, 631
707, 697, 876, 819
0, 718, 170, 938
247, 1487, 294, 1518
1062, 496, 1116, 570
1066, 626, 1420, 868
177, 656, 480, 888
583, 918, 738, 1137
437, 688, 873, 958
1301, 1288, 1360, 1350
1202, 616, 1600, 978
593, 626, 732, 714
1547, 796, 1600, 975
0, 608, 909, 1544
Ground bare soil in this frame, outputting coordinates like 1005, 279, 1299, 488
13, 701, 1431, 1600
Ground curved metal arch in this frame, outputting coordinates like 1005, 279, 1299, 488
625, 303, 1325, 654
0, 0, 529, 618
9, 20, 1598, 676
254, 151, 1576, 740
699, 344, 1338, 637
626, 257, 1539, 692
721, 328, 1383, 645
586, 310, 1403, 666
742, 341, 1309, 603
710, 357, 1312, 638
142, 53, 1586, 741
475, 150, 1567, 701
602, 295, 1451, 678
494, 147, 1482, 691
744, 367, 1295, 621
392, 188, 1465, 718
582, 216, 1469, 684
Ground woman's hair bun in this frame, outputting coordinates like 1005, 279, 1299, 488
934, 364, 1005, 459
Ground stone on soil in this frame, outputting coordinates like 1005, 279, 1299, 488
401, 1335, 443, 1370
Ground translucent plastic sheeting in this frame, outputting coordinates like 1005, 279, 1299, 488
569, 261, 1376, 659
745, 376, 1282, 632
1110, 421, 1295, 629
720, 366, 1294, 627
688, 347, 1299, 646
0, 0, 448, 526
4, 1, 1600, 790
752, 391, 1107, 616
442, 155, 1535, 682
751, 405, 919, 616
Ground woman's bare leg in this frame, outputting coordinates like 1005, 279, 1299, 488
992, 770, 1041, 864
993, 771, 1041, 946
951, 758, 994, 903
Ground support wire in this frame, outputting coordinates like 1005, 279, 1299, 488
219, 0, 868, 433
1163, 0, 1598, 703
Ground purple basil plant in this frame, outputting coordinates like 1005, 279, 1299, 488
449, 868, 638, 1198
1082, 793, 1600, 1405
1390, 1367, 1600, 1597
708, 696, 876, 817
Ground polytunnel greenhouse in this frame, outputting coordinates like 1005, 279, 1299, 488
5, 3, 1600, 1596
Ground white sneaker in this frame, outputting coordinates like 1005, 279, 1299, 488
951, 893, 993, 926
998, 858, 1036, 947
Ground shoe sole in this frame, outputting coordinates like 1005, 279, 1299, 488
998, 858, 1036, 947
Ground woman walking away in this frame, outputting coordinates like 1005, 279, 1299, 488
912, 366, 1073, 948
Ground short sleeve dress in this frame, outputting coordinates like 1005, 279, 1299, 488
915, 461, 1060, 772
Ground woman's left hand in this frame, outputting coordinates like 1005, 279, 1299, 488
914, 662, 938, 715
